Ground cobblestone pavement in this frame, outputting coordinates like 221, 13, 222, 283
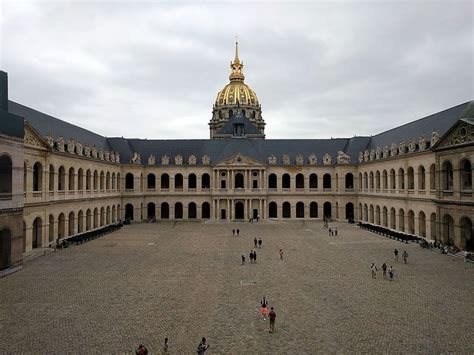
1, 221, 473, 354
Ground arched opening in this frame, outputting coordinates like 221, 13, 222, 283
282, 174, 290, 189
58, 166, 66, 191
442, 161, 453, 191
345, 202, 354, 220
382, 207, 388, 227
345, 173, 353, 189
161, 174, 170, 189
323, 174, 331, 189
407, 167, 414, 190
323, 202, 332, 219
58, 213, 65, 238
125, 204, 134, 221
49, 165, 55, 191
86, 209, 92, 231
296, 202, 304, 218
310, 174, 318, 189
161, 203, 169, 219
398, 209, 405, 232
201, 174, 210, 189
106, 172, 110, 190
188, 202, 197, 219
382, 170, 388, 190
111, 172, 116, 190
407, 210, 415, 234
460, 217, 473, 251
202, 202, 210, 219
310, 202, 318, 218
295, 174, 304, 189
235, 173, 244, 189
112, 206, 116, 222
188, 174, 197, 189
175, 174, 183, 189
362, 204, 368, 222
282, 202, 291, 218
78, 210, 84, 233
116, 173, 121, 191
93, 170, 98, 190
147, 173, 156, 189
99, 171, 104, 190
461, 160, 472, 191
235, 201, 244, 219
125, 173, 134, 190
442, 214, 454, 245
175, 202, 183, 219
32, 217, 42, 248
78, 168, 84, 190
418, 166, 426, 190
364, 172, 368, 189
398, 168, 405, 190
0, 228, 12, 270
359, 173, 363, 189
269, 202, 277, 218
68, 167, 75, 191
68, 211, 75, 236
0, 155, 13, 199
369, 172, 374, 189
390, 169, 396, 189
375, 171, 380, 189
33, 162, 42, 191
86, 169, 91, 190
268, 174, 277, 189
48, 214, 54, 242
375, 205, 380, 225
369, 205, 374, 223
430, 213, 437, 240
100, 207, 105, 226
390, 208, 396, 229
418, 211, 426, 237
147, 202, 156, 219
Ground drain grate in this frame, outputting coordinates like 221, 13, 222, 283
240, 280, 257, 286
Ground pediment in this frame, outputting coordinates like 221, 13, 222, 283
24, 123, 51, 150
215, 153, 263, 167
434, 119, 474, 150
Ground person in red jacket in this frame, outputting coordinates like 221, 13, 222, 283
268, 307, 276, 333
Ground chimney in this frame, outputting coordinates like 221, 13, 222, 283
0, 71, 8, 112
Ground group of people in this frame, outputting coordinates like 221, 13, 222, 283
248, 215, 260, 223
135, 337, 209, 354
242, 250, 258, 265
393, 248, 409, 263
253, 237, 262, 248
328, 227, 338, 236
232, 229, 240, 236
260, 296, 277, 333
370, 262, 395, 280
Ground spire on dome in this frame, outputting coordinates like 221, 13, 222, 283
234, 41, 240, 64
229, 41, 245, 82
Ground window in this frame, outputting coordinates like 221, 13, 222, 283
310, 174, 318, 189
345, 173, 353, 189
461, 160, 472, 191
282, 174, 290, 189
175, 174, 183, 189
323, 174, 331, 189
125, 173, 134, 189
33, 162, 42, 191
161, 174, 169, 189
147, 174, 156, 189
201, 174, 210, 189
296, 174, 304, 189
188, 174, 197, 189
268, 174, 277, 189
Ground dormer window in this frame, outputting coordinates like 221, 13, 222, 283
233, 123, 245, 137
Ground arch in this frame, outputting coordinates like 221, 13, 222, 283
125, 204, 134, 220
188, 202, 197, 219
323, 202, 332, 219
369, 171, 374, 189
442, 161, 453, 191
382, 170, 388, 190
33, 162, 42, 191
407, 167, 414, 190
78, 168, 84, 190
268, 174, 277, 189
32, 217, 42, 248
117, 173, 121, 191
106, 206, 111, 224
23, 161, 27, 192
201, 202, 210, 219
58, 213, 65, 239
125, 173, 134, 190
48, 214, 55, 242
398, 209, 405, 232
460, 217, 473, 251
147, 202, 156, 219
390, 208, 396, 229
345, 173, 354, 189
309, 174, 318, 189
147, 173, 156, 189
442, 214, 454, 245
282, 174, 290, 189
407, 210, 415, 234
100, 207, 105, 226
375, 205, 381, 225
58, 166, 66, 191
358, 203, 362, 221
358, 173, 363, 189
269, 202, 277, 218
188, 174, 197, 189
161, 173, 169, 189
68, 167, 75, 190
106, 172, 110, 190
175, 174, 183, 189
112, 205, 116, 222
111, 172, 116, 190
375, 171, 381, 189
295, 174, 304, 189
382, 206, 388, 227
418, 211, 426, 237
0, 155, 12, 198
140, 173, 143, 192
86, 169, 91, 190
363, 204, 368, 222
398, 168, 405, 189
390, 169, 396, 189
49, 164, 55, 191
78, 210, 84, 233
417, 166, 425, 190
296, 202, 304, 218
161, 202, 169, 219
323, 174, 331, 189
86, 209, 92, 231
100, 171, 105, 190
310, 202, 318, 218
93, 170, 98, 190
68, 211, 75, 236
175, 202, 183, 219
364, 172, 368, 189
235, 173, 244, 189
235, 201, 245, 219
345, 202, 354, 220
460, 159, 472, 191
429, 164, 436, 190
0, 228, 12, 270
282, 202, 291, 218
430, 213, 437, 240
93, 208, 99, 228
369, 205, 374, 223
201, 174, 210, 189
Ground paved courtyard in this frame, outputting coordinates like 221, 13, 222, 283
1, 221, 473, 354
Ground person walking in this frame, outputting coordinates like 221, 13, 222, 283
381, 262, 387, 279
268, 307, 276, 333
232, 229, 235, 236
393, 249, 399, 262
135, 344, 148, 355
237, 229, 240, 236
402, 250, 408, 264
163, 337, 169, 353
254, 237, 258, 248
260, 296, 268, 320
258, 238, 262, 248
371, 262, 377, 279
249, 250, 254, 264
335, 228, 338, 236
197, 337, 209, 355
253, 250, 257, 263
388, 266, 394, 281
279, 249, 284, 260
241, 255, 246, 265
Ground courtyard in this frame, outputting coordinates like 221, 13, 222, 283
0, 221, 473, 354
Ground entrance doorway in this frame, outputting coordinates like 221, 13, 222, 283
235, 202, 244, 219
253, 209, 258, 219
221, 209, 226, 220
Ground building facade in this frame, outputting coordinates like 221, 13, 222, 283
0, 45, 473, 275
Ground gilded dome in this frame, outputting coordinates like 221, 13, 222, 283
215, 42, 259, 107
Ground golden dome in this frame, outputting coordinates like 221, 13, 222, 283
215, 42, 259, 107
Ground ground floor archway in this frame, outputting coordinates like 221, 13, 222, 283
235, 201, 244, 219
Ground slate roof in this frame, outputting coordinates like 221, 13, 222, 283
216, 112, 262, 136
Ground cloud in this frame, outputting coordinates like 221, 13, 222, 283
2, 1, 473, 139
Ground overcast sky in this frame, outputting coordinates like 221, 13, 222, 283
1, 0, 473, 139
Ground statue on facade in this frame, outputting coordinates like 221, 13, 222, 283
202, 155, 210, 165
282, 154, 290, 165
131, 152, 141, 164
67, 138, 75, 154
431, 130, 440, 145
419, 136, 427, 151
188, 155, 197, 165
308, 153, 317, 165
162, 154, 170, 165
295, 154, 304, 165
268, 155, 277, 165
175, 154, 183, 165
408, 138, 417, 153
148, 154, 155, 166
323, 153, 332, 165
56, 137, 65, 152
336, 151, 350, 164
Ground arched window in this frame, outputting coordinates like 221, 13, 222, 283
161, 174, 169, 189
117, 173, 121, 191
382, 170, 388, 190
48, 214, 55, 242
461, 160, 472, 191
58, 166, 66, 191
418, 211, 426, 237
161, 202, 169, 219
375, 205, 380, 225
323, 202, 332, 219
382, 207, 388, 227
398, 168, 405, 190
175, 202, 183, 219
125, 173, 134, 189
93, 170, 98, 190
363, 204, 368, 222
49, 165, 55, 191
282, 202, 291, 218
147, 203, 156, 219
375, 171, 380, 189
345, 173, 353, 189
407, 167, 414, 190
269, 202, 277, 218
188, 174, 197, 189
86, 169, 91, 190
106, 172, 110, 190
32, 217, 42, 249
86, 209, 92, 231
33, 162, 42, 191
202, 202, 210, 219
100, 171, 105, 190
282, 174, 290, 189
111, 172, 116, 190
429, 164, 436, 190
369, 172, 374, 189
309, 174, 318, 189
364, 172, 368, 189
407, 210, 414, 234
78, 210, 84, 233
398, 209, 405, 232
390, 208, 396, 229
295, 174, 304, 189
175, 174, 183, 189
78, 168, 84, 190
268, 174, 277, 189
235, 173, 244, 188
369, 205, 374, 223
147, 173, 156, 189
68, 167, 75, 190
201, 174, 210, 189
442, 214, 454, 245
106, 206, 111, 224
100, 207, 105, 226
390, 169, 396, 190
68, 211, 75, 236
442, 161, 453, 191
418, 166, 425, 190
58, 213, 65, 238
188, 202, 197, 219
323, 174, 331, 189
460, 217, 473, 251
310, 202, 318, 218
125, 204, 134, 220
430, 213, 437, 240
296, 202, 304, 218
345, 202, 354, 220
112, 205, 116, 222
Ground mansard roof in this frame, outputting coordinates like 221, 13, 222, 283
216, 111, 262, 136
